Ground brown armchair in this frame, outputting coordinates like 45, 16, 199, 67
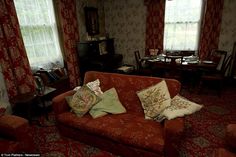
213, 124, 236, 157
0, 115, 36, 153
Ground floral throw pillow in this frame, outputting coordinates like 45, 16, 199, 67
137, 80, 171, 121
69, 85, 101, 117
161, 95, 203, 120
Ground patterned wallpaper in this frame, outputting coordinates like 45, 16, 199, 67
0, 66, 11, 114
218, 0, 236, 76
219, 0, 236, 54
104, 0, 147, 66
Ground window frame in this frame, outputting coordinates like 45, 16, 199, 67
163, 0, 204, 54
14, 0, 64, 70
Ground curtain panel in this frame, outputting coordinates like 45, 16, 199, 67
54, 0, 80, 88
0, 0, 35, 99
145, 0, 165, 55
198, 0, 224, 60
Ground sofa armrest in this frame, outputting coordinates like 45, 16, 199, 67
213, 148, 236, 157
0, 115, 35, 152
0, 115, 28, 140
164, 118, 184, 138
163, 117, 184, 157
226, 124, 236, 150
52, 90, 75, 116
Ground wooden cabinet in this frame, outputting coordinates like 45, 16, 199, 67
77, 38, 123, 79
77, 38, 115, 57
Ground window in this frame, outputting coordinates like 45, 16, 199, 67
164, 0, 203, 51
14, 0, 64, 70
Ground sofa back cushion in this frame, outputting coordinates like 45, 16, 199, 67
84, 71, 181, 114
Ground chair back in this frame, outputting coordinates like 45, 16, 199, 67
221, 55, 232, 75
134, 50, 142, 70
209, 50, 227, 68
180, 51, 195, 56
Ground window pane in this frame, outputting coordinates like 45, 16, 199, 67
14, 0, 63, 69
164, 0, 203, 51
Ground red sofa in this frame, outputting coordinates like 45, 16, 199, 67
52, 71, 184, 157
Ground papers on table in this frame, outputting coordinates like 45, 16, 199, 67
117, 66, 134, 73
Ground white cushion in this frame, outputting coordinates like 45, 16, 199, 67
137, 80, 171, 120
73, 79, 103, 96
162, 95, 203, 120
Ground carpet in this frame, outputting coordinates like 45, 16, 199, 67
31, 87, 236, 157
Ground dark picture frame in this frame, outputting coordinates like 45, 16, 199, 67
84, 7, 99, 36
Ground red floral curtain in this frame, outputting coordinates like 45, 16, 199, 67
145, 0, 165, 55
0, 0, 35, 99
198, 0, 224, 60
54, 0, 80, 88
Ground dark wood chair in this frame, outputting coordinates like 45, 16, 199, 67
162, 52, 183, 81
208, 50, 227, 67
230, 42, 236, 77
134, 50, 152, 76
180, 50, 195, 57
199, 54, 232, 96
163, 58, 183, 83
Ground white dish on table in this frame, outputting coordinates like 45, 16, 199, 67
202, 60, 213, 64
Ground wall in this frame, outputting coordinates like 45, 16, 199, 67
0, 66, 12, 114
218, 0, 236, 53
104, 0, 146, 66
218, 0, 236, 76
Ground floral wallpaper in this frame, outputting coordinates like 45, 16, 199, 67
218, 0, 236, 76
0, 66, 12, 114
218, 0, 236, 54
104, 0, 147, 66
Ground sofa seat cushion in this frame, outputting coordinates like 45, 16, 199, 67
58, 112, 165, 153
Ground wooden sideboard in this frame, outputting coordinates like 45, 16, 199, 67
77, 38, 123, 80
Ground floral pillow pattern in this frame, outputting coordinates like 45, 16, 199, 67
69, 85, 101, 117
161, 95, 203, 120
137, 80, 171, 121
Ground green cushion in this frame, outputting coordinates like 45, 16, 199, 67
68, 85, 101, 117
89, 88, 126, 118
